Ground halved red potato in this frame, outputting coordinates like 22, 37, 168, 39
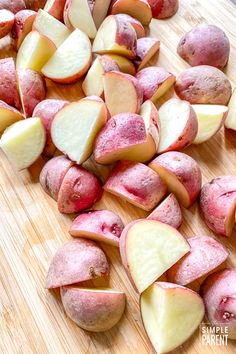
45, 238, 109, 289
149, 151, 202, 208
69, 210, 124, 246
12, 10, 36, 50
134, 37, 160, 71
104, 160, 167, 211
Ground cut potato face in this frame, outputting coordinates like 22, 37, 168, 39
193, 104, 228, 144
0, 101, 23, 133
33, 9, 71, 47
82, 57, 105, 97
140, 282, 205, 353
111, 0, 152, 26
225, 89, 236, 130
51, 97, 107, 164
42, 29, 91, 83
158, 98, 198, 153
120, 220, 190, 292
0, 118, 45, 170
92, 0, 112, 28
92, 15, 136, 59
103, 71, 142, 116
67, 0, 97, 39
16, 31, 56, 71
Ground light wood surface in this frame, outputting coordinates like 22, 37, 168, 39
1, 0, 236, 353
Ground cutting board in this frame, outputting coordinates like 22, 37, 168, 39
1, 0, 236, 353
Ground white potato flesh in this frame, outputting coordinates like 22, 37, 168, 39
68, 0, 97, 39
225, 90, 236, 130
51, 99, 107, 164
0, 118, 45, 170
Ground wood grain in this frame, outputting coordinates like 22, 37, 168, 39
0, 0, 236, 353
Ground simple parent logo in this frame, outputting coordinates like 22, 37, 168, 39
200, 323, 229, 346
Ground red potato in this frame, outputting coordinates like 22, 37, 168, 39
147, 193, 182, 229
149, 151, 202, 208
12, 10, 36, 50
157, 98, 198, 153
147, 0, 179, 19
92, 15, 137, 60
140, 99, 160, 150
17, 69, 46, 118
61, 287, 126, 332
105, 54, 136, 75
111, 0, 152, 26
94, 113, 157, 164
201, 268, 236, 339
33, 9, 71, 48
57, 165, 103, 214
225, 89, 236, 131
44, 0, 67, 21
0, 0, 26, 13
120, 220, 190, 292
0, 118, 46, 170
200, 176, 236, 237
69, 210, 124, 246
82, 55, 119, 97
103, 71, 143, 116
24, 0, 47, 10
104, 160, 167, 211
167, 236, 229, 286
0, 58, 20, 110
63, 0, 73, 29
51, 97, 108, 164
134, 37, 160, 71
39, 155, 74, 201
42, 29, 92, 84
16, 31, 56, 72
177, 24, 230, 69
115, 14, 145, 38
0, 100, 23, 133
90, 0, 112, 29
33, 99, 68, 157
141, 282, 204, 354
0, 9, 14, 39
65, 0, 97, 39
136, 66, 176, 102
45, 238, 109, 289
175, 65, 232, 105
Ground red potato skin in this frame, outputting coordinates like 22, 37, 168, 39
0, 0, 26, 13
17, 69, 46, 118
200, 268, 236, 339
200, 176, 236, 237
175, 65, 232, 105
39, 155, 75, 201
0, 58, 20, 109
45, 238, 109, 289
57, 165, 103, 214
147, 193, 182, 229
147, 0, 179, 19
136, 67, 176, 101
94, 113, 147, 163
44, 0, 67, 21
115, 15, 137, 59
63, 0, 74, 30
69, 210, 124, 246
99, 55, 119, 73
60, 287, 126, 332
104, 160, 167, 211
12, 10, 36, 50
177, 24, 230, 69
134, 37, 160, 70
149, 151, 202, 207
0, 9, 14, 39
167, 236, 229, 285
33, 99, 69, 157
115, 14, 145, 38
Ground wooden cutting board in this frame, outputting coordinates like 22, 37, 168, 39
1, 0, 236, 353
